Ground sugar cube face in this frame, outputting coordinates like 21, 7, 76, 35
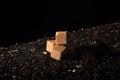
51, 45, 66, 60
46, 40, 55, 53
55, 31, 67, 45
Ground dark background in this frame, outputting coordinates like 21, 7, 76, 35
0, 1, 120, 46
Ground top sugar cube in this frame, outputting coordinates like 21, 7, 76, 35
55, 31, 67, 45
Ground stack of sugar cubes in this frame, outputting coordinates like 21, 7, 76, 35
46, 31, 67, 60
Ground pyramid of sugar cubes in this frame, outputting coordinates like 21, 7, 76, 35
46, 31, 67, 60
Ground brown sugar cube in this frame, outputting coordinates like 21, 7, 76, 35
46, 40, 55, 53
55, 31, 67, 45
51, 45, 66, 60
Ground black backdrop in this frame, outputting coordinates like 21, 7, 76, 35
0, 0, 120, 46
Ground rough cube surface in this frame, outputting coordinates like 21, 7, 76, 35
51, 45, 66, 60
46, 40, 55, 53
55, 31, 67, 45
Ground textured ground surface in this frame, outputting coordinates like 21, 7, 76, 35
0, 21, 120, 80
